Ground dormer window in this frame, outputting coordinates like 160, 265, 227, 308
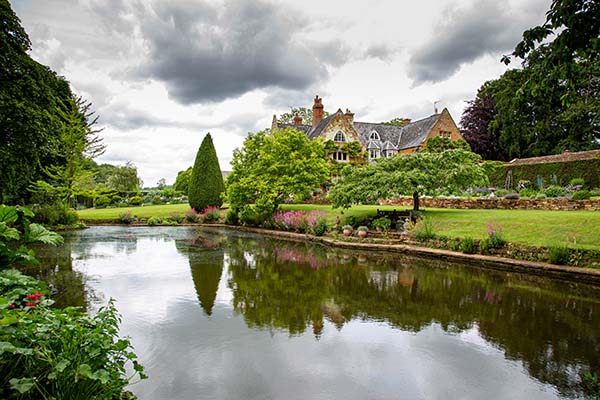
334, 131, 346, 142
369, 131, 380, 140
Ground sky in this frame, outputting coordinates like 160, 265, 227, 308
11, 0, 551, 187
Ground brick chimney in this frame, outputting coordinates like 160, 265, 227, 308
293, 113, 303, 125
344, 108, 354, 124
312, 95, 324, 127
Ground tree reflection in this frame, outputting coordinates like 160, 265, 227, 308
223, 234, 600, 398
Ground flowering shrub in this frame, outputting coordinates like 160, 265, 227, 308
201, 206, 221, 223
117, 210, 132, 224
185, 208, 200, 223
268, 210, 328, 235
485, 222, 505, 249
147, 216, 161, 226
170, 212, 183, 224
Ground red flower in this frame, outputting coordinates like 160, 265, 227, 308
25, 302, 37, 307
8, 303, 16, 309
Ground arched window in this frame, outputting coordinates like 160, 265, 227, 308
334, 131, 346, 142
369, 131, 380, 140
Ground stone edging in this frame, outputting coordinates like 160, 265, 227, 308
199, 224, 600, 286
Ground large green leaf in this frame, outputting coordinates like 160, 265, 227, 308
0, 222, 20, 241
0, 206, 18, 223
9, 378, 35, 394
26, 224, 64, 246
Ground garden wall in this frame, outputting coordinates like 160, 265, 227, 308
489, 158, 600, 188
380, 197, 600, 211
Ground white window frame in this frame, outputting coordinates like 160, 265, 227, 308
334, 131, 346, 142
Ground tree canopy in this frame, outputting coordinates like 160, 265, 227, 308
329, 149, 488, 210
225, 128, 329, 216
173, 167, 193, 194
189, 133, 225, 211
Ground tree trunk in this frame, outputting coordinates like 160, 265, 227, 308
413, 192, 420, 211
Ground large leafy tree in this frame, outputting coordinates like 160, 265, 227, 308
225, 128, 329, 215
189, 133, 225, 211
173, 167, 192, 194
106, 162, 141, 192
460, 90, 501, 160
329, 149, 488, 211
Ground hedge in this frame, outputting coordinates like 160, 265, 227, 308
489, 158, 600, 188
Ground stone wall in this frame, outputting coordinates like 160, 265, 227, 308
380, 196, 600, 211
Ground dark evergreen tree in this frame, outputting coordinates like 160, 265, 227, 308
188, 133, 225, 211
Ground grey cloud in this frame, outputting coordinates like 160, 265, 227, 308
407, 0, 548, 84
112, 0, 342, 104
364, 44, 395, 62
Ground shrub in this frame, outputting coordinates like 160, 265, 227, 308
128, 195, 143, 206
413, 218, 435, 241
29, 203, 79, 226
519, 188, 537, 198
460, 237, 476, 254
147, 216, 161, 226
494, 189, 509, 197
372, 217, 391, 231
479, 238, 491, 254
549, 246, 570, 265
201, 206, 221, 223
117, 210, 132, 224
151, 195, 163, 205
485, 222, 505, 249
185, 209, 200, 223
535, 192, 547, 199
224, 209, 239, 225
544, 185, 569, 198
448, 239, 461, 251
169, 212, 183, 224
312, 219, 328, 236
94, 195, 111, 208
189, 133, 225, 211
569, 178, 585, 187
572, 189, 591, 200
0, 270, 146, 399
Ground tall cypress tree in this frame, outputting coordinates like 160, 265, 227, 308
189, 133, 225, 211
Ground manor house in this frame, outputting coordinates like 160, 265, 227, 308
271, 96, 463, 161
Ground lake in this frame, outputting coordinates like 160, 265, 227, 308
36, 226, 600, 400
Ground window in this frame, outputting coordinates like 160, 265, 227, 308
369, 131, 380, 140
369, 149, 379, 159
332, 151, 348, 162
334, 131, 346, 142
439, 131, 452, 139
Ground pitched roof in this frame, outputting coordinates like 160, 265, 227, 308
307, 113, 337, 139
395, 114, 439, 149
508, 149, 600, 165
278, 123, 312, 135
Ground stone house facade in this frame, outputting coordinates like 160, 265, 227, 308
271, 96, 463, 162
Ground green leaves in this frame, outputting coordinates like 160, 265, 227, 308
0, 223, 20, 241
26, 224, 64, 246
189, 133, 225, 211
9, 378, 35, 394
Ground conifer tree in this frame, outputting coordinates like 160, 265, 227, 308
189, 133, 225, 211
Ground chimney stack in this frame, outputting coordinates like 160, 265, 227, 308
344, 108, 354, 124
293, 113, 303, 125
312, 95, 324, 127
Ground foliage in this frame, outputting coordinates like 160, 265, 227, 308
544, 185, 569, 198
381, 117, 412, 126
329, 149, 489, 210
372, 217, 391, 231
94, 195, 111, 209
151, 195, 163, 205
168, 212, 183, 224
0, 269, 146, 399
278, 107, 329, 125
184, 209, 200, 223
117, 210, 132, 224
189, 134, 225, 212
460, 237, 476, 254
490, 158, 600, 189
485, 222, 505, 249
224, 209, 239, 225
106, 162, 141, 192
519, 188, 538, 198
341, 141, 364, 158
422, 138, 470, 153
572, 189, 591, 200
460, 91, 501, 160
356, 225, 368, 232
266, 210, 327, 235
413, 218, 435, 241
147, 217, 161, 226
173, 167, 193, 194
569, 178, 585, 187
549, 246, 571, 265
128, 196, 143, 206
28, 203, 79, 227
225, 128, 329, 216
200, 206, 220, 223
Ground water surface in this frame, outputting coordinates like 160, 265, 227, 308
37, 226, 600, 400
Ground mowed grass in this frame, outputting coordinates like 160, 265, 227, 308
78, 203, 600, 250
78, 203, 192, 220
281, 204, 600, 250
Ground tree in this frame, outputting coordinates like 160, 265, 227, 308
106, 162, 141, 192
156, 178, 167, 190
503, 0, 600, 103
329, 149, 488, 211
225, 128, 329, 216
189, 133, 225, 211
173, 167, 193, 194
460, 90, 502, 160
382, 117, 412, 126
278, 107, 329, 125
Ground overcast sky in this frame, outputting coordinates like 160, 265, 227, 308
11, 0, 550, 186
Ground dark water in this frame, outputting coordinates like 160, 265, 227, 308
35, 226, 600, 400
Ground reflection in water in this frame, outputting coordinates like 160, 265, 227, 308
38, 227, 600, 400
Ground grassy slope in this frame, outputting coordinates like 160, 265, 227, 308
78, 203, 600, 250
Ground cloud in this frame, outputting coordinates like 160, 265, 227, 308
407, 0, 548, 84
98, 0, 349, 104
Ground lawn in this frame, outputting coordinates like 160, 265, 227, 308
78, 203, 600, 250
